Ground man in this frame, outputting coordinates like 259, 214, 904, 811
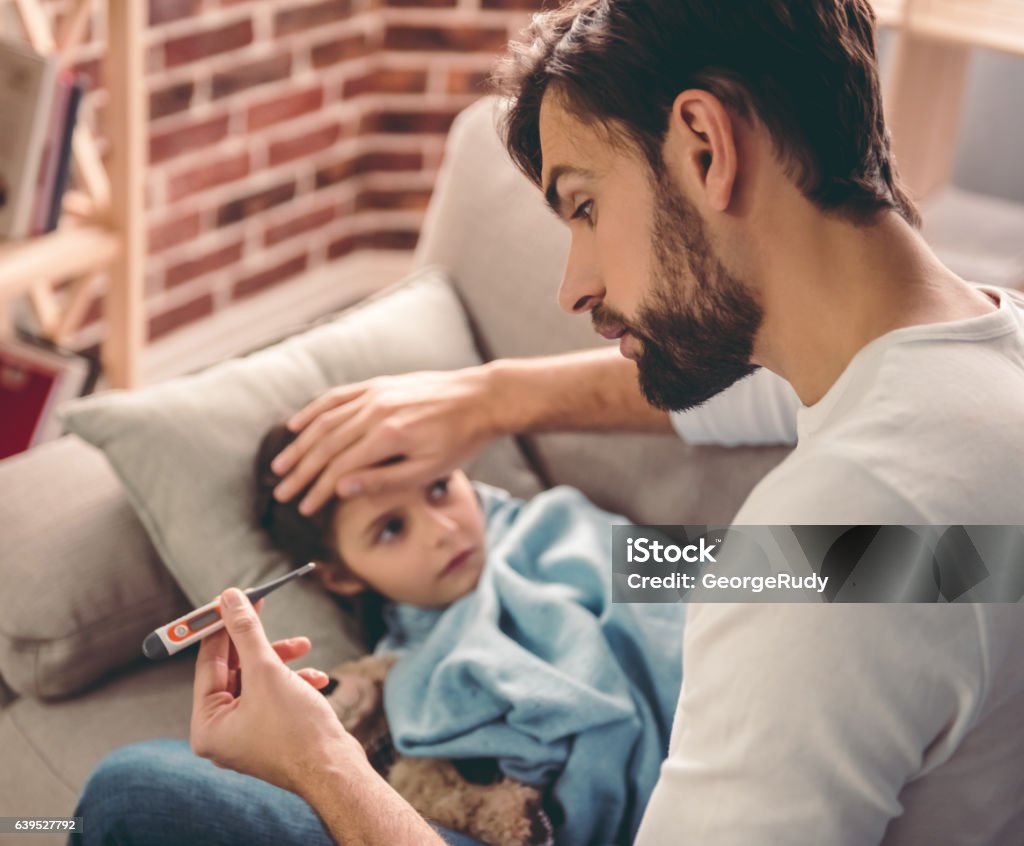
80, 1, 1024, 844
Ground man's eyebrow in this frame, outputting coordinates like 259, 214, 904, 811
543, 165, 594, 220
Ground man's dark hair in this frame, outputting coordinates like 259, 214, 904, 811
253, 424, 386, 648
496, 0, 920, 227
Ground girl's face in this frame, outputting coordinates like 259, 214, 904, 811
325, 470, 487, 607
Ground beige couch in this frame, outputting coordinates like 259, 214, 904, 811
0, 97, 788, 843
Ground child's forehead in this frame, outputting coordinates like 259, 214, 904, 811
336, 486, 418, 523
336, 470, 469, 521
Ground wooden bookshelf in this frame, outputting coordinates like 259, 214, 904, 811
0, 0, 144, 389
877, 0, 1024, 202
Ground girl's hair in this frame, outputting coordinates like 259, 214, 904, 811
253, 423, 386, 648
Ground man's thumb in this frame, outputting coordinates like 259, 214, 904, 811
220, 588, 274, 662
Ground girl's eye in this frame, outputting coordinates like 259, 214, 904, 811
377, 516, 404, 544
572, 199, 595, 226
429, 477, 450, 500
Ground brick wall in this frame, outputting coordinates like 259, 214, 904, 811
10, 0, 542, 346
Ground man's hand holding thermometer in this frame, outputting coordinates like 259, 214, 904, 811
185, 573, 446, 844
142, 562, 316, 660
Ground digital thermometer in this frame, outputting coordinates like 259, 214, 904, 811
142, 563, 316, 660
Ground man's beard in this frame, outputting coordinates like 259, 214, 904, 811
596, 169, 764, 412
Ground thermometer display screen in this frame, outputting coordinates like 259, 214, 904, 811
187, 608, 221, 631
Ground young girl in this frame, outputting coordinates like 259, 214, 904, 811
254, 424, 686, 846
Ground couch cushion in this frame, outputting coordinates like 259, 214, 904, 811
0, 435, 189, 699
60, 269, 543, 672
0, 654, 195, 833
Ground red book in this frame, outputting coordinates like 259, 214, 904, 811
0, 343, 59, 459
0, 339, 91, 460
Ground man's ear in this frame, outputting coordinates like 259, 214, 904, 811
664, 89, 738, 214
317, 561, 367, 597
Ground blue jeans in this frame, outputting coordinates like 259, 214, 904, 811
70, 739, 486, 846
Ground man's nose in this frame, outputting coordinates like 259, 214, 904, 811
557, 238, 602, 315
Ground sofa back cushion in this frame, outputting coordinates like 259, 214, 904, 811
0, 436, 189, 699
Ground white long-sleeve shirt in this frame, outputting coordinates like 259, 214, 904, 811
639, 286, 1024, 845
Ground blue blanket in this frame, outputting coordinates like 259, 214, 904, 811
377, 484, 686, 846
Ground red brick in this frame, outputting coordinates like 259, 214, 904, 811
359, 230, 420, 250
149, 293, 215, 342
342, 68, 428, 98
150, 115, 231, 164
211, 53, 293, 99
164, 19, 254, 68
216, 182, 297, 227
268, 123, 343, 166
149, 0, 201, 26
382, 25, 508, 52
314, 150, 422, 189
167, 152, 251, 202
264, 205, 337, 247
354, 187, 433, 212
447, 69, 492, 95
149, 212, 202, 254
165, 240, 245, 288
327, 229, 418, 258
327, 234, 357, 260
480, 0, 543, 6
150, 82, 195, 120
247, 86, 324, 131
311, 33, 370, 69
359, 108, 458, 134
232, 253, 309, 300
275, 0, 352, 37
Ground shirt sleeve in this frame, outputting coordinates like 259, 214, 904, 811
634, 601, 984, 846
670, 368, 800, 447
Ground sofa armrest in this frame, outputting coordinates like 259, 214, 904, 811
0, 436, 189, 699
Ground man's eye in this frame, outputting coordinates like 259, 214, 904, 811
429, 478, 450, 500
572, 200, 595, 225
378, 517, 404, 543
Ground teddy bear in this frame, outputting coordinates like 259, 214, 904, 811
322, 654, 555, 846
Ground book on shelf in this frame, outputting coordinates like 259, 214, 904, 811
0, 37, 59, 241
45, 75, 83, 233
0, 335, 98, 460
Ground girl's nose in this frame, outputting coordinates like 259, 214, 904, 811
428, 509, 459, 546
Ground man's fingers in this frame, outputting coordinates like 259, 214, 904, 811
272, 636, 312, 664
274, 408, 365, 506
275, 401, 365, 488
219, 589, 278, 666
193, 626, 231, 709
297, 667, 331, 689
281, 405, 377, 511
285, 383, 368, 435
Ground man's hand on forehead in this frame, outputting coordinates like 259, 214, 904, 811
271, 369, 497, 515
